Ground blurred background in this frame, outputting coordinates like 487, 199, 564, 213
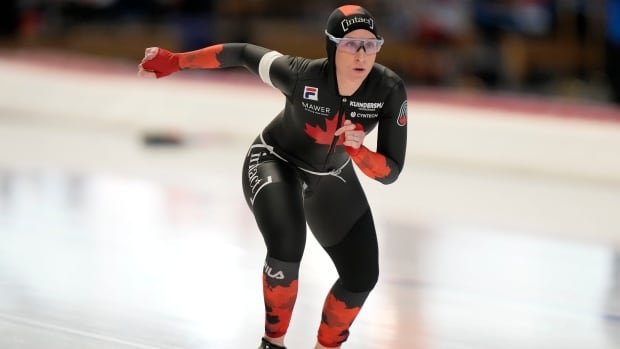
1, 1, 620, 349
1, 0, 620, 104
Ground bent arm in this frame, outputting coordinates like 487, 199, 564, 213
348, 81, 408, 184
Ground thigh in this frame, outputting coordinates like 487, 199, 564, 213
324, 209, 379, 292
303, 163, 371, 247
242, 143, 307, 262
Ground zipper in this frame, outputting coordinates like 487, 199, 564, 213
323, 96, 347, 170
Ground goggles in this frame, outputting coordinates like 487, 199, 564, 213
325, 31, 384, 54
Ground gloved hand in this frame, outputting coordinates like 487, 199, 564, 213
138, 47, 180, 78
335, 120, 365, 156
336, 120, 392, 179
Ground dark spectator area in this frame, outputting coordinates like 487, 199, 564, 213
1, 0, 618, 105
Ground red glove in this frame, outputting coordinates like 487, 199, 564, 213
141, 48, 180, 78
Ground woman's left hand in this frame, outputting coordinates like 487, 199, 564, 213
335, 119, 365, 149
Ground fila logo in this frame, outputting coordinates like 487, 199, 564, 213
303, 86, 318, 101
264, 262, 285, 279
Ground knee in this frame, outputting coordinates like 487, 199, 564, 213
326, 209, 379, 292
341, 263, 379, 293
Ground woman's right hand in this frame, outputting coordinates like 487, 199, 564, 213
138, 47, 180, 79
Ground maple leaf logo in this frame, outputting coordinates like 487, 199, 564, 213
339, 5, 364, 16
350, 148, 392, 179
263, 274, 298, 337
304, 114, 344, 145
318, 293, 362, 345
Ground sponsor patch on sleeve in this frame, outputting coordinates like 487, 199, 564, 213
397, 101, 407, 126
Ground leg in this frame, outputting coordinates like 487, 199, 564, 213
242, 144, 306, 347
303, 165, 379, 348
316, 210, 378, 348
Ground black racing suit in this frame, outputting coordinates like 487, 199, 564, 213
183, 43, 407, 347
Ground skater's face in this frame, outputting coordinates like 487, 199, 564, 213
333, 29, 379, 82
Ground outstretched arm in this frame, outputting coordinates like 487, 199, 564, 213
138, 44, 293, 93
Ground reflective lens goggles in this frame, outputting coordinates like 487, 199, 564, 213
325, 31, 384, 54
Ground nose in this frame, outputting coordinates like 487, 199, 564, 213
354, 47, 366, 61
